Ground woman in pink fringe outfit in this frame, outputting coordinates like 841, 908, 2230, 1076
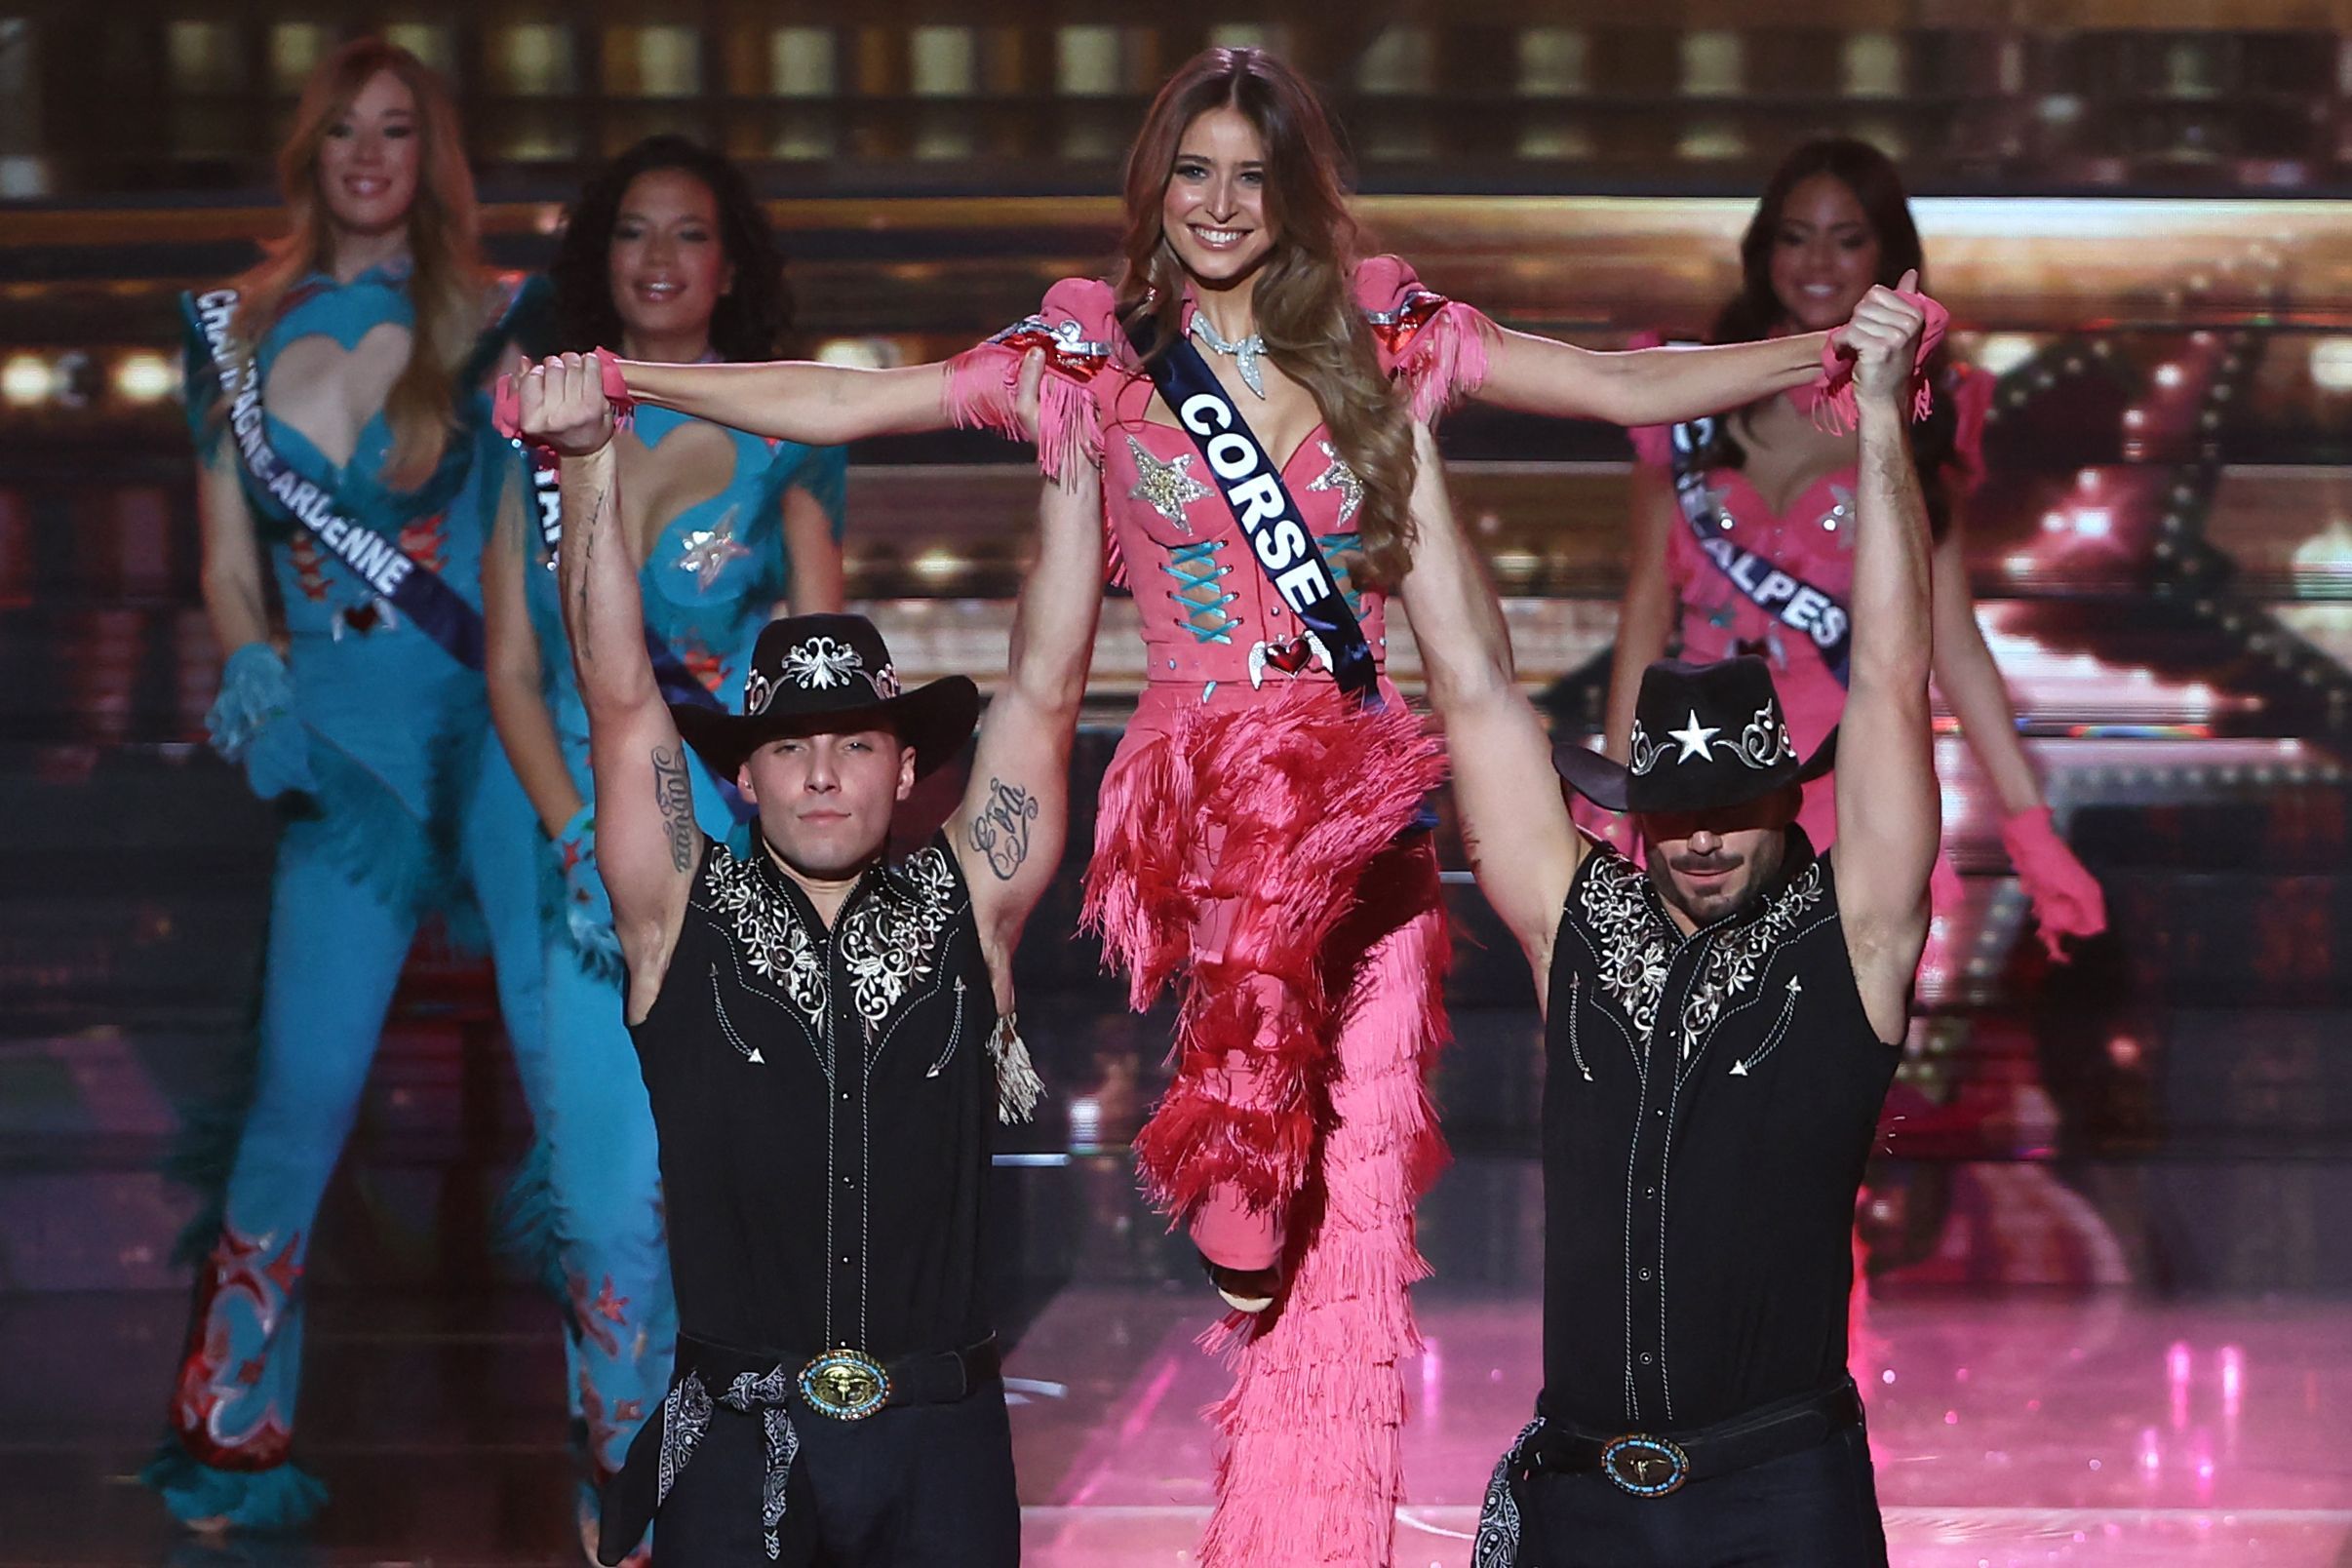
1602, 140, 2105, 967
554, 48, 1915, 1567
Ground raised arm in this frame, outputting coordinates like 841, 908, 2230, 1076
1831, 279, 1940, 1041
1398, 423, 1587, 1005
618, 357, 952, 448
949, 458, 1105, 980
1475, 326, 1826, 429
516, 355, 702, 1018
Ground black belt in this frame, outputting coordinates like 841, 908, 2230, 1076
599, 1333, 1002, 1565
1518, 1380, 1864, 1498
772, 1334, 1003, 1416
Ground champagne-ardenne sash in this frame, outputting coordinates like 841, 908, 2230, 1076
1668, 416, 1854, 688
186, 288, 486, 671
1126, 319, 1379, 704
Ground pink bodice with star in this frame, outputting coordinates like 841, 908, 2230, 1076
949, 256, 1491, 744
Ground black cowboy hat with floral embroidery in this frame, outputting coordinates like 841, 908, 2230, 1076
672, 613, 980, 781
1553, 655, 1836, 815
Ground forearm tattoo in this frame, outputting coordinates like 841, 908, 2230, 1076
652, 745, 694, 873
967, 777, 1040, 882
566, 481, 609, 661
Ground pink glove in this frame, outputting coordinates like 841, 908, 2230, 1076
2000, 806, 2107, 960
493, 347, 635, 447
1803, 289, 1948, 433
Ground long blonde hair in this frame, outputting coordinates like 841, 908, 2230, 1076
1116, 48, 1418, 587
233, 37, 485, 490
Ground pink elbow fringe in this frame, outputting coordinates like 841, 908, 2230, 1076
942, 346, 1122, 582
1393, 302, 1495, 425
1807, 291, 1949, 434
942, 346, 1101, 481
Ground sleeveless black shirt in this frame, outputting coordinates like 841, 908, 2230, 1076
1541, 830, 1898, 1432
630, 832, 1000, 1359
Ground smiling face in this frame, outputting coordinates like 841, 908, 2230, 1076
608, 167, 732, 351
1637, 787, 1801, 929
1768, 172, 1883, 333
739, 727, 916, 881
1159, 105, 1277, 289
316, 69, 421, 239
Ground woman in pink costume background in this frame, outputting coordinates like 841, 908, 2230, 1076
1606, 138, 2105, 967
515, 53, 1920, 1566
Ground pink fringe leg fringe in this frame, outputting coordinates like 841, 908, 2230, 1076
1198, 844, 1451, 1568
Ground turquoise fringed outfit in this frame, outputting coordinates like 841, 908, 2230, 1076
146, 264, 553, 1529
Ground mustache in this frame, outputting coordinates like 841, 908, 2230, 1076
1668, 852, 1745, 876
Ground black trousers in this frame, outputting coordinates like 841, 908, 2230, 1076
1518, 1424, 1889, 1568
652, 1383, 1019, 1568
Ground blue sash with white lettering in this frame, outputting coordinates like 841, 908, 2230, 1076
1127, 319, 1379, 704
184, 287, 487, 671
1668, 416, 1854, 688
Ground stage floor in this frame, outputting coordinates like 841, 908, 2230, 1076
10, 1284, 2348, 1567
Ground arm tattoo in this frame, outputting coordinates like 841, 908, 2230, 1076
967, 777, 1041, 882
568, 483, 608, 661
652, 745, 695, 873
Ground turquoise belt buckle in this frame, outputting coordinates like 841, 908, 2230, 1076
1601, 1433, 1691, 1497
798, 1349, 891, 1421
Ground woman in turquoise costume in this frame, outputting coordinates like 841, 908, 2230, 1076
482, 134, 846, 1549
146, 39, 555, 1531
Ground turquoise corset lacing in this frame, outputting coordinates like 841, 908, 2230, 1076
1160, 538, 1238, 645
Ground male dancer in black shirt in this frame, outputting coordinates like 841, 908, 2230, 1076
512, 352, 1095, 1566
1410, 279, 1939, 1565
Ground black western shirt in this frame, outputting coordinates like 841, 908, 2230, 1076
630, 833, 1000, 1360
1541, 830, 1898, 1433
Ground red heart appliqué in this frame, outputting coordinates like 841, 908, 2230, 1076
1261, 637, 1316, 676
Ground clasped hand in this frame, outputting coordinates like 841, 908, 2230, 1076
505, 353, 618, 458
1834, 268, 1928, 406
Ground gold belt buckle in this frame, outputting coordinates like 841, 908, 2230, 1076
798, 1349, 891, 1421
1601, 1433, 1691, 1497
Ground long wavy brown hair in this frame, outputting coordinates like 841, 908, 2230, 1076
232, 37, 486, 490
1116, 48, 1417, 586
1702, 137, 1962, 538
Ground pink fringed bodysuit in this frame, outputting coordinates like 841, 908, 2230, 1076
949, 257, 1491, 1566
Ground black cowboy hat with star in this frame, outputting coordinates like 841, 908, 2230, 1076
673, 614, 980, 781
1553, 655, 1835, 815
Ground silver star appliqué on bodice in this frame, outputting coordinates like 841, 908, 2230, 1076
1305, 441, 1363, 525
677, 509, 752, 592
1125, 435, 1211, 529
